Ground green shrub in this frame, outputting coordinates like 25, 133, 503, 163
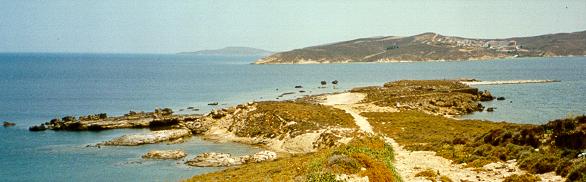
518, 152, 559, 173
566, 159, 586, 182
503, 174, 541, 182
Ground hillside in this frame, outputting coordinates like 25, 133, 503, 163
180, 47, 273, 56
255, 31, 586, 64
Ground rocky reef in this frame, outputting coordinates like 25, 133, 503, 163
185, 151, 277, 167
142, 150, 187, 160
29, 108, 200, 131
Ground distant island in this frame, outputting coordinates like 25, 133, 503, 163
179, 47, 273, 56
255, 30, 586, 64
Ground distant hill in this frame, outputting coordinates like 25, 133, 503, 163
179, 47, 273, 56
255, 31, 586, 64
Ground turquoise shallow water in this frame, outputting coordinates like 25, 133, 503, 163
0, 53, 585, 181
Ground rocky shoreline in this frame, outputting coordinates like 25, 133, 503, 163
26, 79, 583, 181
29, 108, 200, 131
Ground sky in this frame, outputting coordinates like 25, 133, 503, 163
1, 0, 585, 53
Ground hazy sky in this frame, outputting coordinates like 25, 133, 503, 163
1, 0, 585, 53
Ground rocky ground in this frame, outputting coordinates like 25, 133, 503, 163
185, 151, 277, 167
142, 150, 187, 160
99, 129, 192, 146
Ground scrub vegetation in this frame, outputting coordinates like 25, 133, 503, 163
365, 111, 586, 181
185, 136, 402, 182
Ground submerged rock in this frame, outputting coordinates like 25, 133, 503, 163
497, 97, 506, 100
486, 107, 496, 112
185, 151, 277, 167
100, 129, 192, 146
3, 121, 16, 127
142, 150, 187, 160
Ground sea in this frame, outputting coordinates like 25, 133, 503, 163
0, 53, 584, 181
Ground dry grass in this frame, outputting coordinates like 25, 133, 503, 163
415, 168, 438, 180
231, 101, 356, 138
439, 175, 453, 182
185, 152, 323, 182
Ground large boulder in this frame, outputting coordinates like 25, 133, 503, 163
479, 90, 495, 101
142, 150, 187, 160
29, 124, 47, 131
100, 129, 192, 146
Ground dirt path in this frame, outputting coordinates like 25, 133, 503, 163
322, 93, 373, 134
321, 92, 564, 182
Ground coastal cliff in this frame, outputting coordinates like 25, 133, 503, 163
255, 31, 586, 64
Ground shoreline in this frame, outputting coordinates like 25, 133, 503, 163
25, 79, 582, 181
254, 55, 586, 65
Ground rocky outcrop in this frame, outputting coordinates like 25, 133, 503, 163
352, 80, 494, 116
29, 109, 200, 131
100, 129, 192, 146
195, 101, 359, 153
479, 90, 495, 101
185, 151, 277, 167
185, 152, 246, 167
29, 124, 47, 131
142, 150, 187, 160
3, 121, 16, 127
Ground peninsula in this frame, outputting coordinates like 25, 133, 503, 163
28, 79, 585, 181
255, 31, 586, 64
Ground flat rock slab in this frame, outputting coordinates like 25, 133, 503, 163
142, 150, 187, 160
185, 151, 277, 167
100, 129, 192, 146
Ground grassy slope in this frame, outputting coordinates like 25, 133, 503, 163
185, 137, 402, 182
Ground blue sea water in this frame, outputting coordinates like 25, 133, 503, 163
0, 53, 585, 181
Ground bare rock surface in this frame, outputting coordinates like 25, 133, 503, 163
142, 150, 187, 160
100, 129, 192, 146
185, 150, 277, 167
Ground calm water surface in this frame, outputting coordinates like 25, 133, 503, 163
0, 53, 584, 181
